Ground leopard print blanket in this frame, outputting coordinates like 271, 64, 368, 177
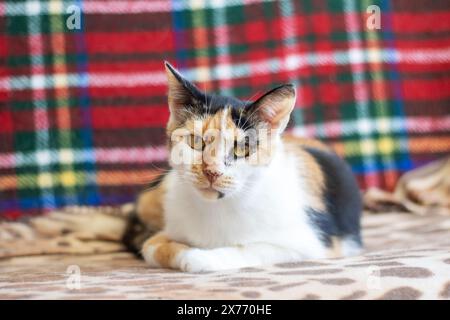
1, 212, 449, 300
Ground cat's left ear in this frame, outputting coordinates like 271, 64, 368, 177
164, 61, 203, 121
249, 84, 296, 132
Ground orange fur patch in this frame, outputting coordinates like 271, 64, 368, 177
143, 232, 189, 268
145, 233, 170, 246
154, 242, 189, 268
181, 108, 237, 134
283, 137, 327, 212
136, 179, 166, 229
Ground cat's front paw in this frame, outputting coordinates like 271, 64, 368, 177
142, 243, 160, 268
176, 249, 224, 272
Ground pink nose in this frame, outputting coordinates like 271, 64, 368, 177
203, 169, 222, 183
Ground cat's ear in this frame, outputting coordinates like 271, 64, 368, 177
164, 61, 202, 120
249, 84, 296, 132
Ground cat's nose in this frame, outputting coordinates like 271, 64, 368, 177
203, 169, 223, 183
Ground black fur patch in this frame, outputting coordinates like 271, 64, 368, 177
306, 208, 336, 247
166, 62, 268, 131
166, 62, 296, 133
121, 209, 152, 256
195, 92, 256, 131
303, 147, 363, 247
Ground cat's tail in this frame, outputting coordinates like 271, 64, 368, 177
0, 204, 156, 259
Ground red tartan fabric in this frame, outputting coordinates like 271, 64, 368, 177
0, 0, 449, 218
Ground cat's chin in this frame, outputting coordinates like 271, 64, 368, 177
197, 187, 225, 201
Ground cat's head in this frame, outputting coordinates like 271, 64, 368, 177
164, 62, 296, 201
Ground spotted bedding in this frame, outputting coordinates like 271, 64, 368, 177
0, 212, 449, 300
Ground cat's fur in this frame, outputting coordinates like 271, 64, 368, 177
123, 62, 362, 272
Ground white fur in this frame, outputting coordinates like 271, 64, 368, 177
151, 143, 330, 272
341, 236, 363, 257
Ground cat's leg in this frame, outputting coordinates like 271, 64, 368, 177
174, 243, 303, 272
143, 235, 304, 272
142, 232, 190, 269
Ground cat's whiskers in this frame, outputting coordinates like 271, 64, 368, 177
238, 104, 263, 131
174, 106, 195, 120
237, 90, 262, 129
146, 161, 170, 172
203, 84, 211, 116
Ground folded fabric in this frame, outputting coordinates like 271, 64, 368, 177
364, 157, 450, 216
0, 205, 129, 258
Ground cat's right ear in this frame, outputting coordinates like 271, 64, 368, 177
248, 84, 296, 133
164, 61, 202, 121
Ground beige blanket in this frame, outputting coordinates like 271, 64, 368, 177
0, 212, 449, 299
1, 158, 449, 299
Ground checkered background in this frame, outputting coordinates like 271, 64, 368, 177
1, 0, 449, 219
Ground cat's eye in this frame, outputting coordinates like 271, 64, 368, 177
234, 140, 250, 158
188, 134, 205, 151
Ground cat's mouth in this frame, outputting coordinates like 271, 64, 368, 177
198, 187, 225, 200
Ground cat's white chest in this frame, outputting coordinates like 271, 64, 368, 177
162, 155, 326, 258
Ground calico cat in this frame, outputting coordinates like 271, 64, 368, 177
123, 62, 362, 272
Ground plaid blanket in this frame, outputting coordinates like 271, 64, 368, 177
1, 0, 449, 218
